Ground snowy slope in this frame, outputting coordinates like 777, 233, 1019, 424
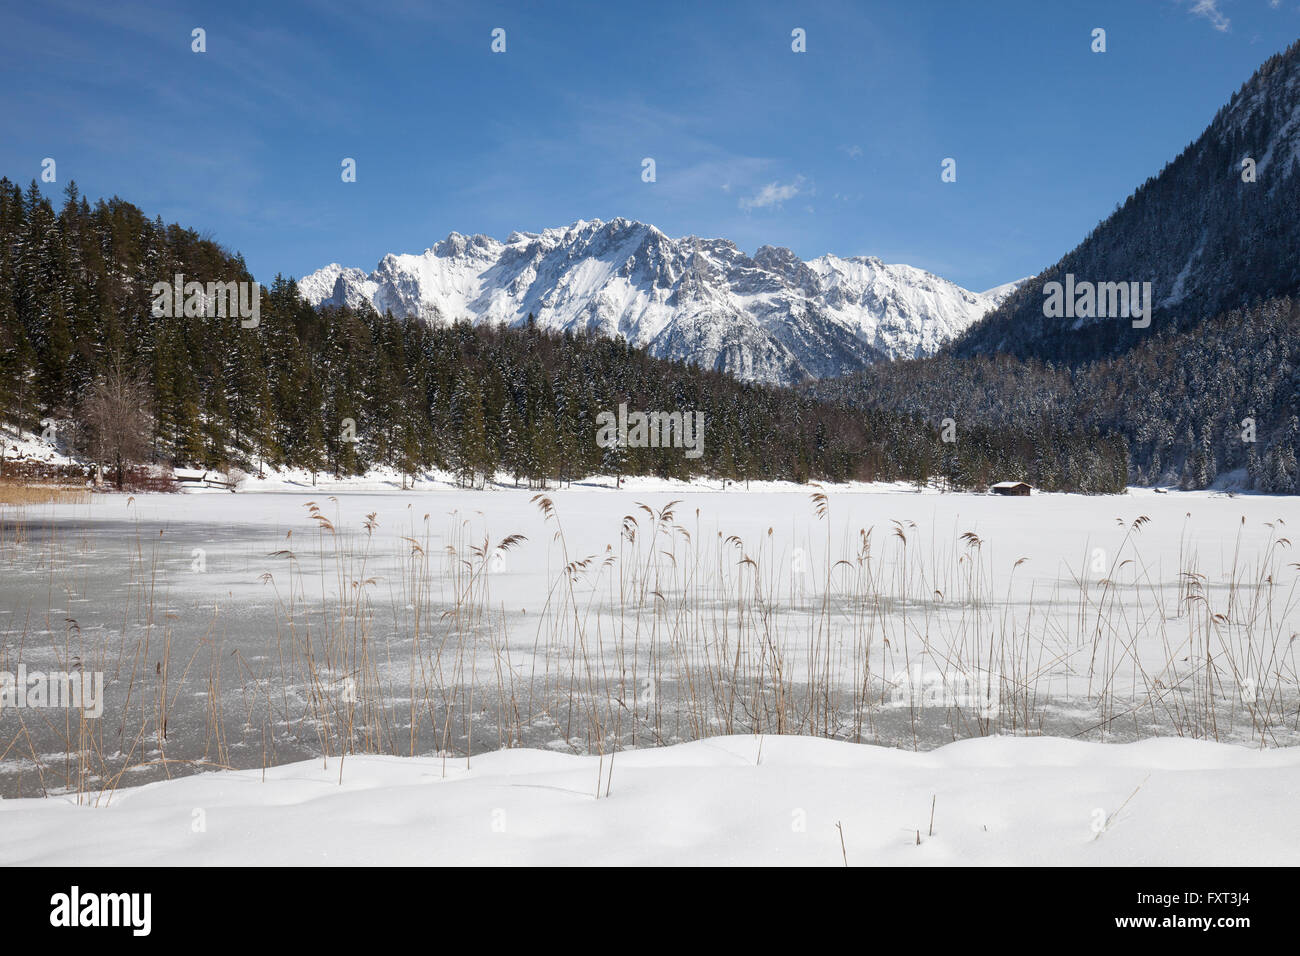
979, 277, 1031, 307
298, 219, 1013, 385
4, 736, 1297, 865
0, 423, 80, 467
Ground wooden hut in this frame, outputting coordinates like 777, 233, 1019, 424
989, 481, 1032, 496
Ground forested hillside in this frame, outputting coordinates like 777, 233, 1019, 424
816, 295, 1300, 492
0, 177, 1127, 492
814, 39, 1300, 494
951, 39, 1300, 365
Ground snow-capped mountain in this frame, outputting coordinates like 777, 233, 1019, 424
298, 219, 1016, 385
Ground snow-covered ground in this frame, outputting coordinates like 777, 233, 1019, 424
2, 476, 1298, 864
2, 734, 1296, 865
0, 423, 81, 467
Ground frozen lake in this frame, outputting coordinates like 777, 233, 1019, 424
1, 482, 1297, 799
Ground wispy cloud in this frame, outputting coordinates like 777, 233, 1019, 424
740, 176, 805, 210
1181, 0, 1231, 32
839, 144, 863, 159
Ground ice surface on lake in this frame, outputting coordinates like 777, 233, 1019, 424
1, 484, 1296, 798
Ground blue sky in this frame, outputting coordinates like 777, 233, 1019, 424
2, 0, 1298, 290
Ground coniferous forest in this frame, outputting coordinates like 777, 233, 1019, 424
815, 295, 1300, 493
0, 177, 1129, 492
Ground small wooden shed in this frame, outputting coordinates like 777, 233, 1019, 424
990, 481, 1032, 496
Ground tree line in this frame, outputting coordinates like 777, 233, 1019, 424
0, 178, 1127, 492
815, 295, 1300, 493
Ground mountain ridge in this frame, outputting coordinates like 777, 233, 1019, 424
298, 218, 1020, 385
